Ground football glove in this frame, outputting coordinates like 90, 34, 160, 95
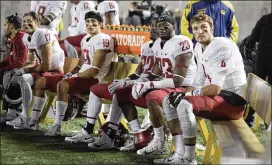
168, 92, 185, 108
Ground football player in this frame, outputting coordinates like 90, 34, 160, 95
157, 14, 247, 164
130, 14, 197, 156
44, 11, 114, 136
96, 0, 120, 26
30, 1, 67, 36
64, 18, 159, 150
1, 13, 28, 121
59, 0, 96, 57
69, 0, 96, 36
6, 11, 65, 129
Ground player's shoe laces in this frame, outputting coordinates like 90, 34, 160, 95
88, 133, 115, 150
136, 138, 166, 156
6, 115, 29, 129
153, 152, 196, 164
65, 128, 95, 143
44, 124, 61, 136
120, 139, 136, 152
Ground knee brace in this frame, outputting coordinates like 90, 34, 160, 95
177, 99, 197, 138
162, 95, 179, 121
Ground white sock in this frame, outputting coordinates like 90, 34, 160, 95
129, 119, 141, 132
7, 108, 17, 117
86, 92, 102, 124
173, 134, 184, 155
184, 145, 195, 161
54, 101, 68, 126
153, 126, 164, 141
106, 95, 123, 125
20, 75, 34, 118
31, 96, 46, 122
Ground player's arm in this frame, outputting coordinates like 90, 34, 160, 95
41, 1, 67, 25
21, 51, 37, 69
77, 49, 110, 78
180, 1, 193, 40
70, 53, 85, 74
197, 46, 231, 97
25, 42, 53, 73
3, 38, 28, 71
248, 15, 265, 49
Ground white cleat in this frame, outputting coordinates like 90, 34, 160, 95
120, 140, 136, 152
153, 152, 196, 164
6, 115, 29, 129
88, 133, 115, 150
136, 138, 166, 156
2, 113, 17, 122
65, 129, 95, 143
44, 124, 61, 136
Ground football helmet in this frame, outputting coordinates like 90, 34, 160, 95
3, 72, 22, 107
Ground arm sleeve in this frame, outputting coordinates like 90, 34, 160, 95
229, 15, 239, 43
210, 45, 233, 88
49, 1, 67, 18
3, 39, 28, 70
192, 45, 206, 87
180, 1, 193, 40
173, 37, 194, 58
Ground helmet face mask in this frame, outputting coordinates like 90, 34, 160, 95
3, 72, 22, 106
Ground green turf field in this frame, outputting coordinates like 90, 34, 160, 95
1, 109, 267, 165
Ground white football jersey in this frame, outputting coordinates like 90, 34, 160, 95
31, 1, 67, 35
152, 35, 197, 86
79, 33, 114, 82
27, 28, 65, 70
194, 37, 247, 97
96, 1, 120, 26
140, 41, 155, 76
69, 1, 96, 36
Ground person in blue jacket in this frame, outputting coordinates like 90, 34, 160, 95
181, 0, 239, 44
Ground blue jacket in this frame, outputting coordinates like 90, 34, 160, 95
181, 0, 239, 44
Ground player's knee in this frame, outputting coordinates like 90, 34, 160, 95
57, 80, 69, 94
162, 95, 178, 121
90, 84, 102, 97
177, 99, 197, 138
34, 77, 46, 90
20, 74, 34, 86
145, 91, 160, 106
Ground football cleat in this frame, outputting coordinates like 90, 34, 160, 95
29, 122, 39, 131
88, 133, 115, 150
65, 129, 95, 143
120, 140, 136, 152
6, 115, 29, 129
2, 113, 17, 122
44, 124, 61, 136
136, 137, 166, 156
153, 152, 188, 164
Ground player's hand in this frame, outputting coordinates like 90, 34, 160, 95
108, 79, 133, 95
168, 92, 185, 108
10, 69, 25, 77
131, 81, 154, 99
63, 72, 73, 79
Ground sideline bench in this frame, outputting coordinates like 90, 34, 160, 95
209, 73, 271, 164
